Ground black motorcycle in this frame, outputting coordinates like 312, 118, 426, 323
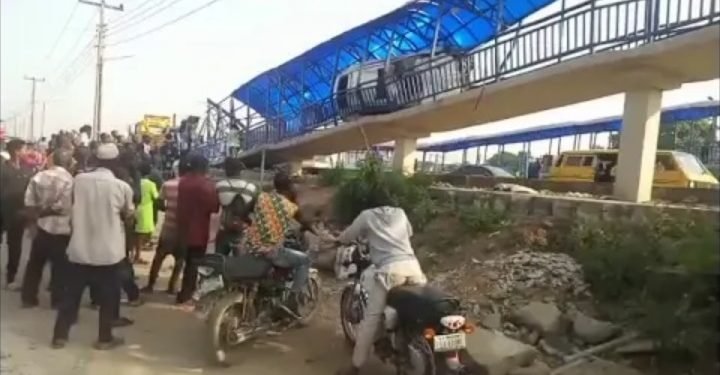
337, 243, 472, 375
193, 234, 321, 366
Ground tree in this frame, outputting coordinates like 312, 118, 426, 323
486, 151, 521, 175
610, 119, 715, 153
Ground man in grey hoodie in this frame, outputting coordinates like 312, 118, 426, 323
335, 188, 427, 375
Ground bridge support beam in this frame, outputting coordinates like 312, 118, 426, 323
392, 137, 417, 175
614, 89, 663, 203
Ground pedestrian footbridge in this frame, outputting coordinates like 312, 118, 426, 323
194, 0, 720, 202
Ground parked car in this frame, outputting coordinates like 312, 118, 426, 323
443, 164, 515, 178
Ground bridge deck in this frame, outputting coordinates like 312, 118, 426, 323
237, 25, 720, 166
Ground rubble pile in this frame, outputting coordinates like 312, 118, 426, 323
481, 250, 589, 299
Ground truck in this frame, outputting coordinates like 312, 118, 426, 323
135, 114, 173, 144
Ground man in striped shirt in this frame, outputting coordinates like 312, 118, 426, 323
142, 158, 187, 294
214, 157, 259, 256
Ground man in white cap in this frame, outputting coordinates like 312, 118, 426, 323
52, 142, 134, 350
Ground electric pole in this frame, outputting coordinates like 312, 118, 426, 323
79, 0, 123, 139
23, 76, 45, 141
41, 102, 47, 139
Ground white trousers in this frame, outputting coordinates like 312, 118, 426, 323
352, 260, 426, 367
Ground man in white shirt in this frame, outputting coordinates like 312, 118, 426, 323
78, 125, 92, 147
52, 143, 134, 350
20, 150, 74, 309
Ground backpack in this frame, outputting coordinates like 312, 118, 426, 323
220, 180, 256, 232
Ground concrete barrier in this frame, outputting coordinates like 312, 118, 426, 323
434, 175, 720, 206
431, 187, 720, 226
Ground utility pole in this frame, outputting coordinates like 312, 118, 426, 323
23, 76, 45, 141
79, 0, 123, 140
41, 102, 47, 139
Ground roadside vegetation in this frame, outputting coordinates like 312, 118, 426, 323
546, 213, 719, 369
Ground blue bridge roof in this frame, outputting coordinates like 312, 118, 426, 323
416, 100, 720, 152
231, 0, 554, 132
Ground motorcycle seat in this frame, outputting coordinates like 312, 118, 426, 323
386, 285, 460, 326
222, 254, 273, 281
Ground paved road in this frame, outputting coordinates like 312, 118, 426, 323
0, 233, 391, 375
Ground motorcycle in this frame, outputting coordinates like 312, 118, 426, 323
336, 243, 472, 375
193, 233, 321, 366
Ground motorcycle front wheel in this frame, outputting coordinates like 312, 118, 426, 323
205, 292, 252, 366
340, 284, 362, 345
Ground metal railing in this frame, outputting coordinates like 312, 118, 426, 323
200, 0, 719, 158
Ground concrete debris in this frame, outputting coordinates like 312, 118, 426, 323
510, 360, 552, 375
480, 250, 589, 298
570, 311, 620, 345
614, 339, 657, 355
465, 328, 539, 375
550, 358, 644, 375
481, 312, 504, 331
510, 302, 564, 335
494, 183, 540, 195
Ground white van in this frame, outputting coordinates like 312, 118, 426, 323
333, 51, 471, 119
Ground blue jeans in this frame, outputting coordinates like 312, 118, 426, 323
270, 248, 310, 293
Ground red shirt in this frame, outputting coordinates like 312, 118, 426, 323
177, 174, 219, 248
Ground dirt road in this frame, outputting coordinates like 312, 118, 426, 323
0, 237, 391, 375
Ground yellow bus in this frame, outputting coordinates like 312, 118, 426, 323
548, 149, 719, 188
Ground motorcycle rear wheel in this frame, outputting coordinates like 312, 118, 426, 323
294, 274, 322, 326
398, 335, 435, 375
206, 292, 252, 366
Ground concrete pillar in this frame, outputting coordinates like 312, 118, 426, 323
288, 160, 303, 176
614, 89, 663, 202
392, 137, 417, 174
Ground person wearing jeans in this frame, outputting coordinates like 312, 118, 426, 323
175, 154, 219, 304
270, 247, 311, 294
142, 158, 187, 294
21, 150, 74, 309
0, 139, 33, 289
242, 172, 319, 310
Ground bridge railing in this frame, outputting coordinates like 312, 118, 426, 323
208, 0, 719, 155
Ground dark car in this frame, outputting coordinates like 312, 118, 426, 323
443, 164, 515, 178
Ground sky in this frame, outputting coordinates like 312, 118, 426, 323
1, 0, 718, 160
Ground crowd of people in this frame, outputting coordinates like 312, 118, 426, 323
0, 125, 317, 349
0, 126, 192, 348
0, 125, 429, 375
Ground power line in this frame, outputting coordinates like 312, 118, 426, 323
109, 0, 168, 29
107, 0, 184, 37
45, 2, 80, 60
107, 0, 223, 46
46, 14, 96, 81
48, 36, 96, 86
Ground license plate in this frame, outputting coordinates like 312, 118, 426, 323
433, 333, 466, 352
193, 276, 224, 301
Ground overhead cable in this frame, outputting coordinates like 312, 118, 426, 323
108, 0, 184, 36
108, 0, 162, 27
107, 0, 223, 46
45, 2, 80, 60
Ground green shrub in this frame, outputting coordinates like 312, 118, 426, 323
560, 213, 719, 364
457, 202, 509, 233
319, 164, 350, 186
333, 155, 436, 230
